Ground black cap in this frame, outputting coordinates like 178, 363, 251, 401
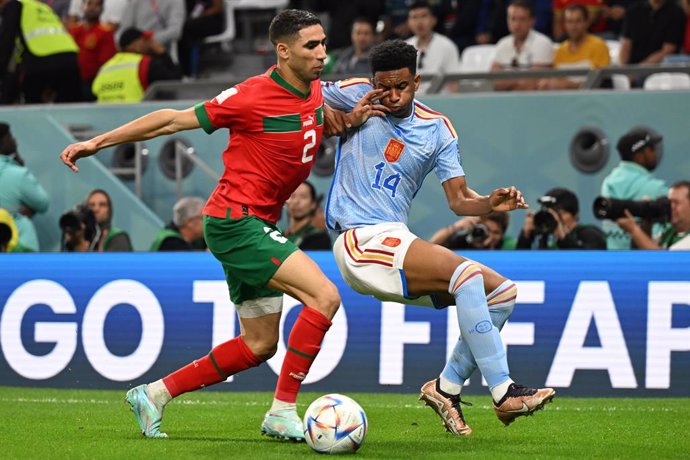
118, 28, 152, 50
616, 128, 662, 161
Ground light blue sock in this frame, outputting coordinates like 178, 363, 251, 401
445, 262, 510, 389
441, 280, 517, 387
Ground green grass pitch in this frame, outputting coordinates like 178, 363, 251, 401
0, 386, 687, 459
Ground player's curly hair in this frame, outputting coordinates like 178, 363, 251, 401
369, 40, 418, 76
269, 9, 321, 45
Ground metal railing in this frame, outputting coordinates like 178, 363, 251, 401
172, 140, 220, 200
143, 65, 690, 100
427, 64, 690, 93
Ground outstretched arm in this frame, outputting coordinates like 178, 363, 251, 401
60, 107, 200, 172
442, 176, 527, 216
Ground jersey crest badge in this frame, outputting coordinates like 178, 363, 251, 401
382, 237, 401, 247
384, 138, 405, 163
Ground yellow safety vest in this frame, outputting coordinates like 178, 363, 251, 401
19, 0, 78, 57
92, 52, 145, 103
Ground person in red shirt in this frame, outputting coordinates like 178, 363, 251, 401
59, 8, 383, 443
68, 0, 116, 100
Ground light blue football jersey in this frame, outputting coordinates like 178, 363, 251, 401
322, 79, 465, 231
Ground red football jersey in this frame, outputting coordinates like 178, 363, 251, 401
196, 66, 324, 223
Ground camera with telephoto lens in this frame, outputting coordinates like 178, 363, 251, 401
446, 223, 489, 249
59, 204, 97, 251
533, 195, 559, 235
592, 196, 670, 221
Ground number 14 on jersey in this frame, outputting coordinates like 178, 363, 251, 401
372, 162, 401, 197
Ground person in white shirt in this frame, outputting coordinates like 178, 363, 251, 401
405, 0, 461, 93
491, 0, 553, 91
68, 0, 128, 29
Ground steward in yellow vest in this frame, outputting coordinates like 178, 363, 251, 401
0, 0, 81, 103
92, 27, 181, 103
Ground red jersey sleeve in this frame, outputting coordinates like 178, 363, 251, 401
195, 84, 250, 134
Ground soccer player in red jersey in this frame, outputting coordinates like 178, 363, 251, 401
59, 9, 383, 442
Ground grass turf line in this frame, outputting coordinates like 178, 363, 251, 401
0, 386, 687, 459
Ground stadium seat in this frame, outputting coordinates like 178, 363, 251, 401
459, 45, 496, 73
611, 74, 630, 90
606, 40, 620, 65
204, 0, 236, 51
643, 72, 690, 90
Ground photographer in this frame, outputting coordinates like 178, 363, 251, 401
86, 189, 132, 251
600, 128, 668, 249
518, 188, 606, 249
0, 123, 49, 251
615, 181, 690, 250
430, 212, 516, 250
59, 203, 99, 252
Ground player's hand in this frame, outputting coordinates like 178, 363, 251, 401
323, 104, 349, 137
59, 140, 99, 173
347, 88, 389, 129
616, 209, 638, 233
489, 186, 527, 212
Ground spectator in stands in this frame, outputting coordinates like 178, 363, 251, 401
150, 197, 205, 251
517, 187, 607, 249
553, 0, 606, 41
476, 0, 550, 45
600, 128, 668, 249
284, 181, 331, 250
601, 0, 633, 38
68, 0, 117, 101
430, 211, 517, 249
618, 0, 685, 66
40, 0, 71, 20
92, 28, 182, 103
446, 0, 482, 53
331, 18, 376, 76
538, 4, 610, 90
86, 189, 133, 251
683, 0, 690, 54
0, 0, 82, 103
405, 1, 461, 93
616, 180, 690, 250
178, 0, 225, 77
491, 0, 554, 91
67, 0, 127, 30
118, 0, 185, 53
0, 123, 49, 251
380, 0, 413, 40
320, 1, 385, 51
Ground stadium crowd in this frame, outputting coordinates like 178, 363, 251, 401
0, 0, 688, 103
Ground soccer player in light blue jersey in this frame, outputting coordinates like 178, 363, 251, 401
321, 40, 555, 435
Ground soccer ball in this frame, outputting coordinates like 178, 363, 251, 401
303, 394, 368, 454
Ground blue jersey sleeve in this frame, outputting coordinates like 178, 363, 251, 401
321, 79, 372, 112
433, 121, 464, 183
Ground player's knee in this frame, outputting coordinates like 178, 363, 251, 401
244, 335, 279, 360
313, 282, 340, 320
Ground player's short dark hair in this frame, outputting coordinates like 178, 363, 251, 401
564, 3, 589, 21
509, 0, 535, 17
269, 9, 321, 45
369, 40, 418, 76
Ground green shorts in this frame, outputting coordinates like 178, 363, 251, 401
203, 214, 299, 305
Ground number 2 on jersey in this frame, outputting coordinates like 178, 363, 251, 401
372, 161, 401, 197
302, 129, 316, 163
